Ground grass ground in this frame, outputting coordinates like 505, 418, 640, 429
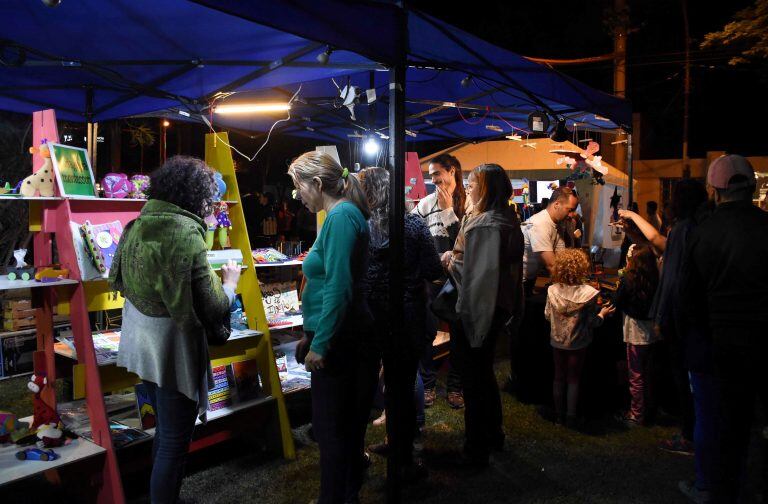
2, 363, 764, 503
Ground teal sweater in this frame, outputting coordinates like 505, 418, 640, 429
302, 202, 369, 357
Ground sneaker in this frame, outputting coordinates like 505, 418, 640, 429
372, 411, 386, 427
659, 434, 694, 456
678, 480, 713, 504
615, 412, 643, 428
424, 388, 436, 408
447, 391, 465, 409
368, 441, 389, 456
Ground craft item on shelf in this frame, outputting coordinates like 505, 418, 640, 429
206, 249, 244, 270
79, 419, 150, 448
252, 248, 289, 264
15, 447, 60, 462
101, 173, 135, 198
134, 383, 156, 430
35, 266, 69, 282
0, 411, 21, 443
5, 249, 35, 281
79, 220, 123, 275
213, 171, 227, 201
128, 174, 150, 199
27, 373, 64, 448
0, 182, 13, 194
204, 213, 217, 250
215, 202, 232, 248
19, 142, 56, 197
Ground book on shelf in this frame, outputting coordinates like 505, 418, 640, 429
134, 382, 156, 430
79, 220, 124, 276
208, 364, 235, 411
54, 330, 120, 366
0, 333, 35, 377
230, 358, 261, 402
79, 419, 150, 449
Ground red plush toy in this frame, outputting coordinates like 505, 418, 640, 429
27, 373, 64, 448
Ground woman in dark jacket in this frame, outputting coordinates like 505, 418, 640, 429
444, 163, 524, 466
359, 167, 442, 477
110, 156, 242, 504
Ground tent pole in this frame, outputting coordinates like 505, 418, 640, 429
627, 132, 634, 205
385, 10, 407, 504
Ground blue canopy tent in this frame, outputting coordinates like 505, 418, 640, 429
0, 2, 630, 135
0, 3, 631, 501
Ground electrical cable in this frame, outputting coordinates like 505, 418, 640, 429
200, 85, 301, 162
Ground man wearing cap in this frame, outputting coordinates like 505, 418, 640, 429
681, 154, 768, 502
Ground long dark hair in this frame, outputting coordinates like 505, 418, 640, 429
624, 245, 659, 303
472, 163, 514, 216
432, 153, 466, 218
359, 167, 390, 248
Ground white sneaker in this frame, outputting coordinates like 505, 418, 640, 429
678, 480, 713, 504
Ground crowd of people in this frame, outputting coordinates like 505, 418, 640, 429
110, 151, 767, 504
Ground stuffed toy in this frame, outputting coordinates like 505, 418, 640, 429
27, 374, 64, 448
205, 202, 232, 249
129, 174, 150, 199
213, 172, 227, 201
20, 143, 56, 197
101, 173, 135, 198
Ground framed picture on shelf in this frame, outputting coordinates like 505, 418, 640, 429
48, 142, 97, 198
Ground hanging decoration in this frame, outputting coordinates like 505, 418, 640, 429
550, 141, 607, 185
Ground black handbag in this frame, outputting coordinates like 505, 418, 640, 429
430, 277, 459, 322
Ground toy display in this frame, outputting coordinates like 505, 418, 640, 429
17, 143, 56, 197
34, 266, 70, 282
205, 202, 232, 249
129, 174, 150, 199
252, 248, 290, 264
5, 249, 35, 281
101, 173, 135, 198
27, 373, 64, 448
0, 182, 13, 194
15, 447, 60, 461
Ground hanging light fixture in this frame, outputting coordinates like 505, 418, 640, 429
460, 75, 473, 88
550, 117, 569, 142
364, 137, 380, 156
214, 103, 291, 114
317, 46, 334, 64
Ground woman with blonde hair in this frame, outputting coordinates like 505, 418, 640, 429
288, 151, 374, 504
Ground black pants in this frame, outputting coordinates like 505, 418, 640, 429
383, 355, 420, 466
311, 341, 379, 504
421, 282, 462, 393
662, 324, 695, 442
452, 319, 503, 461
713, 338, 767, 503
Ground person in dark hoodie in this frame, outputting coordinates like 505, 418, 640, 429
681, 155, 768, 503
545, 249, 615, 428
443, 163, 524, 467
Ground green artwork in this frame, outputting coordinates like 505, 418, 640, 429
49, 143, 96, 197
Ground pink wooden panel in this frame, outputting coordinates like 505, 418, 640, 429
405, 152, 427, 201
32, 109, 59, 173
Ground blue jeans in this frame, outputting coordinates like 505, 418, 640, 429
690, 372, 721, 492
143, 380, 198, 504
415, 371, 425, 427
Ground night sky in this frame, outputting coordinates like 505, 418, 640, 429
410, 0, 768, 159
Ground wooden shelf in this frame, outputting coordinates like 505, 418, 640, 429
0, 278, 78, 292
0, 323, 71, 340
0, 437, 105, 487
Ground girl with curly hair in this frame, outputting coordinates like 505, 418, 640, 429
545, 249, 615, 428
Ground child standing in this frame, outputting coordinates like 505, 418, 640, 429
613, 244, 661, 426
545, 249, 615, 427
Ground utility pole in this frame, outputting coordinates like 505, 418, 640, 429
613, 0, 628, 172
682, 0, 691, 178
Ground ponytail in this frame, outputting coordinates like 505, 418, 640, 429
342, 171, 371, 219
288, 151, 370, 219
